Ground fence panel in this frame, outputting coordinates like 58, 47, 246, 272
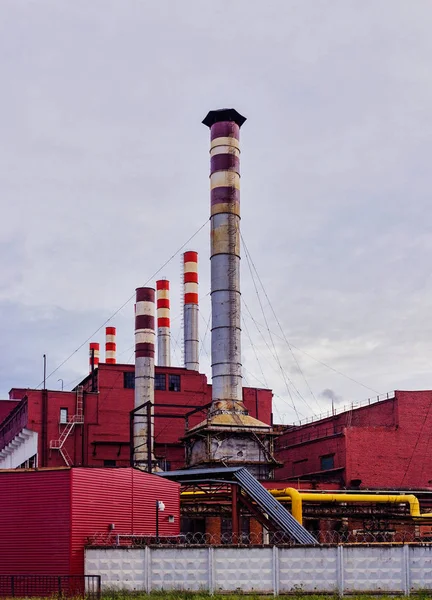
85, 548, 145, 591
278, 547, 338, 593
343, 546, 404, 593
214, 547, 273, 593
151, 548, 209, 591
410, 546, 432, 591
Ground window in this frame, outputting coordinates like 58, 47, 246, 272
104, 460, 116, 467
168, 374, 181, 392
320, 454, 335, 471
60, 408, 68, 424
124, 372, 135, 389
155, 373, 166, 391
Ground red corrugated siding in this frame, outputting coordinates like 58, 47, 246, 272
70, 468, 180, 575
132, 468, 180, 537
0, 470, 71, 575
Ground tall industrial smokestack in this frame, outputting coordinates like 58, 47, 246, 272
134, 287, 155, 469
156, 280, 171, 367
203, 108, 247, 416
183, 251, 199, 371
89, 342, 100, 372
105, 326, 116, 364
184, 109, 278, 479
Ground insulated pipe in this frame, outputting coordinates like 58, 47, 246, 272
269, 488, 432, 526
105, 326, 116, 364
134, 287, 155, 469
89, 342, 100, 372
183, 251, 199, 371
156, 280, 171, 367
203, 108, 247, 416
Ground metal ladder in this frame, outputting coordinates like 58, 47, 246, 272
49, 386, 84, 466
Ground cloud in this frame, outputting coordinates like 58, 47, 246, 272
1, 1, 432, 424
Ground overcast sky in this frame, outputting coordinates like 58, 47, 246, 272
1, 1, 431, 423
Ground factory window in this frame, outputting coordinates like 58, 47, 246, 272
104, 460, 117, 467
155, 373, 166, 391
320, 454, 335, 471
59, 408, 68, 424
168, 374, 181, 392
123, 372, 135, 389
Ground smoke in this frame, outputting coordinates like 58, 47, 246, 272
320, 388, 343, 405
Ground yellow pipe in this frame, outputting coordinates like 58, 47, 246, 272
269, 488, 432, 525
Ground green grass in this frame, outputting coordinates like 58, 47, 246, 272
97, 593, 432, 600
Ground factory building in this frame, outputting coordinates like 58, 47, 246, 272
276, 389, 432, 490
0, 364, 272, 471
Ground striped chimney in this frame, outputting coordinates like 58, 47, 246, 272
134, 287, 156, 469
203, 108, 247, 417
183, 251, 199, 371
156, 280, 171, 367
89, 342, 100, 372
105, 326, 116, 364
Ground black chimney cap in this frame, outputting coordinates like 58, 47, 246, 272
202, 108, 247, 128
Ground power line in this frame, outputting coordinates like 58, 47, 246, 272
34, 220, 208, 389
241, 234, 321, 412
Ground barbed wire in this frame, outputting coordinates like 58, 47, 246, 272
86, 529, 432, 547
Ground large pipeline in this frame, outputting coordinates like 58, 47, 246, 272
269, 488, 432, 525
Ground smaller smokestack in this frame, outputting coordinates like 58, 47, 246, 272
156, 280, 171, 367
134, 287, 156, 470
89, 342, 100, 373
184, 251, 199, 371
105, 327, 116, 364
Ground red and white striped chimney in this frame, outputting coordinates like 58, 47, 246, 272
156, 280, 171, 367
89, 342, 100, 372
183, 251, 199, 371
105, 326, 116, 364
134, 287, 156, 470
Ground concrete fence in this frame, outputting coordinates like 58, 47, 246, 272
86, 545, 432, 595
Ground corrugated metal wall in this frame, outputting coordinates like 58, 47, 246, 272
0, 468, 180, 577
0, 470, 71, 575
70, 468, 180, 575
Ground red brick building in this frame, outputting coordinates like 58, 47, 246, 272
0, 363, 272, 471
275, 390, 432, 489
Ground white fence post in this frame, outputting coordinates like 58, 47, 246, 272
208, 547, 214, 595
337, 545, 344, 596
403, 544, 410, 596
145, 546, 151, 593
273, 546, 279, 596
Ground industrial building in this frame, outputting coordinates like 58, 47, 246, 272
0, 468, 179, 576
1, 106, 432, 586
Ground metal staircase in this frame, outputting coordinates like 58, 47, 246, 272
49, 387, 84, 466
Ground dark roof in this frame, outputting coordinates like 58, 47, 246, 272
202, 108, 246, 128
159, 466, 242, 480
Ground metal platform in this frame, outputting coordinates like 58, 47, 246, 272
159, 466, 318, 545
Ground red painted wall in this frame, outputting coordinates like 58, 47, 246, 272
6, 364, 273, 471
0, 469, 71, 575
0, 468, 180, 576
346, 391, 432, 488
275, 391, 432, 489
70, 468, 180, 575
0, 400, 19, 424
